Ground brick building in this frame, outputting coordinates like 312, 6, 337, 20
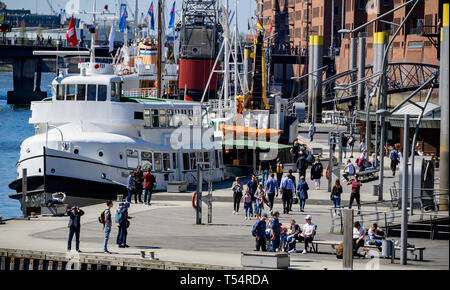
338, 0, 447, 74
262, 0, 343, 79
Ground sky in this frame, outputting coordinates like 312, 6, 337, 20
3, 0, 256, 34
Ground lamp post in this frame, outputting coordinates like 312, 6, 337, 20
376, 109, 392, 201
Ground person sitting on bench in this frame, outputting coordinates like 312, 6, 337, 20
286, 219, 301, 253
368, 223, 386, 248
298, 215, 316, 254
43, 192, 66, 207
353, 221, 366, 256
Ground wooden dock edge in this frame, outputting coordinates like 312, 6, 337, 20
0, 248, 242, 270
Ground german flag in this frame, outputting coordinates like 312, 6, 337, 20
256, 19, 265, 31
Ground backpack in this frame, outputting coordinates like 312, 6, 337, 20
114, 209, 123, 224
357, 158, 364, 167
98, 210, 106, 224
390, 150, 398, 161
336, 242, 344, 259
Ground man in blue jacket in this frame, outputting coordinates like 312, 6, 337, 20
253, 214, 267, 251
268, 211, 281, 252
67, 206, 85, 252
247, 174, 258, 216
117, 202, 131, 248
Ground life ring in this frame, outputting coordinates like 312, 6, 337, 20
122, 68, 130, 75
192, 191, 198, 209
326, 165, 330, 180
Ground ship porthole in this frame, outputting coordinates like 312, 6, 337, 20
98, 151, 104, 157
51, 168, 55, 173
74, 149, 79, 155
38, 168, 41, 173
119, 153, 123, 160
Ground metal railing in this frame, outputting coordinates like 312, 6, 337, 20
329, 199, 399, 233
123, 88, 157, 99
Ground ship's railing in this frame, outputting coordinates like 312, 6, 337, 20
123, 88, 157, 99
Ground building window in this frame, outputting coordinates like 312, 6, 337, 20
87, 85, 96, 101
56, 85, 65, 100
183, 153, 190, 171
152, 109, 160, 127
172, 153, 177, 169
76, 84, 86, 101
154, 153, 163, 171
163, 153, 171, 171
190, 152, 197, 170
144, 109, 151, 127
98, 85, 107, 101
126, 149, 139, 169
141, 151, 153, 170
66, 84, 76, 101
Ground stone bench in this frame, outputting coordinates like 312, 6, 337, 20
241, 251, 290, 269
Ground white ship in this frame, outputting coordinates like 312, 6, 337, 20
9, 61, 224, 199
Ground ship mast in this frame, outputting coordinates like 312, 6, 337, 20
157, 0, 163, 98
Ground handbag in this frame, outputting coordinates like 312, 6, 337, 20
293, 197, 299, 204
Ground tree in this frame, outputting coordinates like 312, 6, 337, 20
19, 20, 28, 45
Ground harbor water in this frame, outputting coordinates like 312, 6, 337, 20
0, 72, 54, 219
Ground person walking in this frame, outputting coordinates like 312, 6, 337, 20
389, 146, 400, 176
330, 180, 343, 216
297, 176, 309, 212
143, 168, 156, 205
265, 173, 279, 211
341, 133, 348, 159
268, 211, 281, 252
259, 159, 272, 188
243, 189, 252, 220
117, 202, 131, 248
255, 184, 266, 216
280, 174, 294, 214
287, 169, 297, 212
290, 140, 300, 163
126, 171, 135, 202
275, 158, 283, 185
247, 175, 258, 216
231, 177, 243, 214
308, 122, 315, 142
347, 174, 362, 214
296, 154, 308, 180
310, 158, 323, 190
67, 206, 85, 252
252, 214, 267, 251
103, 200, 113, 254
134, 166, 144, 203
348, 133, 356, 158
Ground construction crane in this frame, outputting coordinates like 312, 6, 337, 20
46, 0, 58, 15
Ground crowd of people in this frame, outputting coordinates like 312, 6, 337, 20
66, 200, 133, 254
126, 165, 156, 205
252, 212, 317, 254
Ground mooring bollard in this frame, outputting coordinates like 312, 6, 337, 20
148, 251, 155, 260
140, 250, 146, 258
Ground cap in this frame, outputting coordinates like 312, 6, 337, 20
119, 202, 124, 206
262, 213, 268, 219
305, 215, 312, 220
125, 202, 130, 207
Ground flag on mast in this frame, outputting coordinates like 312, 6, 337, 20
148, 2, 155, 30
108, 21, 115, 53
119, 7, 128, 32
256, 19, 265, 31
168, 1, 175, 29
66, 14, 78, 47
184, 84, 193, 101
